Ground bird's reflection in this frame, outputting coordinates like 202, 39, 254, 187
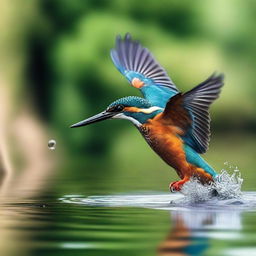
157, 210, 241, 256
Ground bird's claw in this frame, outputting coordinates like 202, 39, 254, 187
169, 180, 185, 192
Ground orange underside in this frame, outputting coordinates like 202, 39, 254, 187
142, 114, 213, 185
124, 106, 141, 112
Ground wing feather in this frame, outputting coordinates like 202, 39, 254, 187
162, 73, 224, 153
111, 33, 178, 107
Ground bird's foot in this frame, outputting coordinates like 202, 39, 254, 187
169, 178, 189, 192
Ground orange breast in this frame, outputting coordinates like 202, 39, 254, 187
140, 116, 213, 183
141, 118, 189, 178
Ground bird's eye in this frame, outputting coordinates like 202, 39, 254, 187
115, 105, 124, 112
107, 104, 124, 112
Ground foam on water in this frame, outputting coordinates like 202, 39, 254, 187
60, 168, 256, 212
179, 168, 243, 203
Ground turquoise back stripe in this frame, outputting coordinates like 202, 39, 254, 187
183, 144, 218, 178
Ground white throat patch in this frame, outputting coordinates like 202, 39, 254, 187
112, 113, 142, 127
112, 106, 163, 127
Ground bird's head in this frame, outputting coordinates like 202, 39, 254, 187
70, 96, 163, 128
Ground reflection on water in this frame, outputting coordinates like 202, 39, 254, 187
59, 192, 256, 255
1, 187, 256, 256
158, 210, 241, 256
0, 92, 57, 256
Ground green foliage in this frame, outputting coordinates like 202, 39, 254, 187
26, 0, 256, 157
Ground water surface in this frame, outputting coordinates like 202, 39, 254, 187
1, 177, 256, 256
0, 136, 256, 256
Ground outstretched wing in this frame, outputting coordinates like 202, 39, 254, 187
162, 73, 224, 153
111, 33, 179, 108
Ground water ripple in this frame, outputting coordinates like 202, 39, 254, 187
59, 169, 255, 212
59, 191, 256, 212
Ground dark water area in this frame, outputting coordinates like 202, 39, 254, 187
1, 171, 256, 256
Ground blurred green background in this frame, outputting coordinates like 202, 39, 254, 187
0, 0, 255, 194
0, 2, 256, 256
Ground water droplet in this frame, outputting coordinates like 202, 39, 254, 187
48, 139, 56, 150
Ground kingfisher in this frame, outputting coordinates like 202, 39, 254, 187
71, 33, 224, 192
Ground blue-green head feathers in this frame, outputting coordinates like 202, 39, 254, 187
107, 96, 163, 125
108, 96, 151, 109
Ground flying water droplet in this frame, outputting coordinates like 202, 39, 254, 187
48, 139, 56, 150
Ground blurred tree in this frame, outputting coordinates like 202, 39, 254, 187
21, 0, 256, 159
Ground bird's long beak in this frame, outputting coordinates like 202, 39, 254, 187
70, 111, 116, 128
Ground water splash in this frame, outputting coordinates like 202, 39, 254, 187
59, 166, 251, 211
214, 168, 243, 199
179, 168, 243, 203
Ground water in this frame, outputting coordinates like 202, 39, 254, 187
48, 139, 56, 150
1, 158, 256, 256
58, 170, 256, 215
59, 191, 256, 211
